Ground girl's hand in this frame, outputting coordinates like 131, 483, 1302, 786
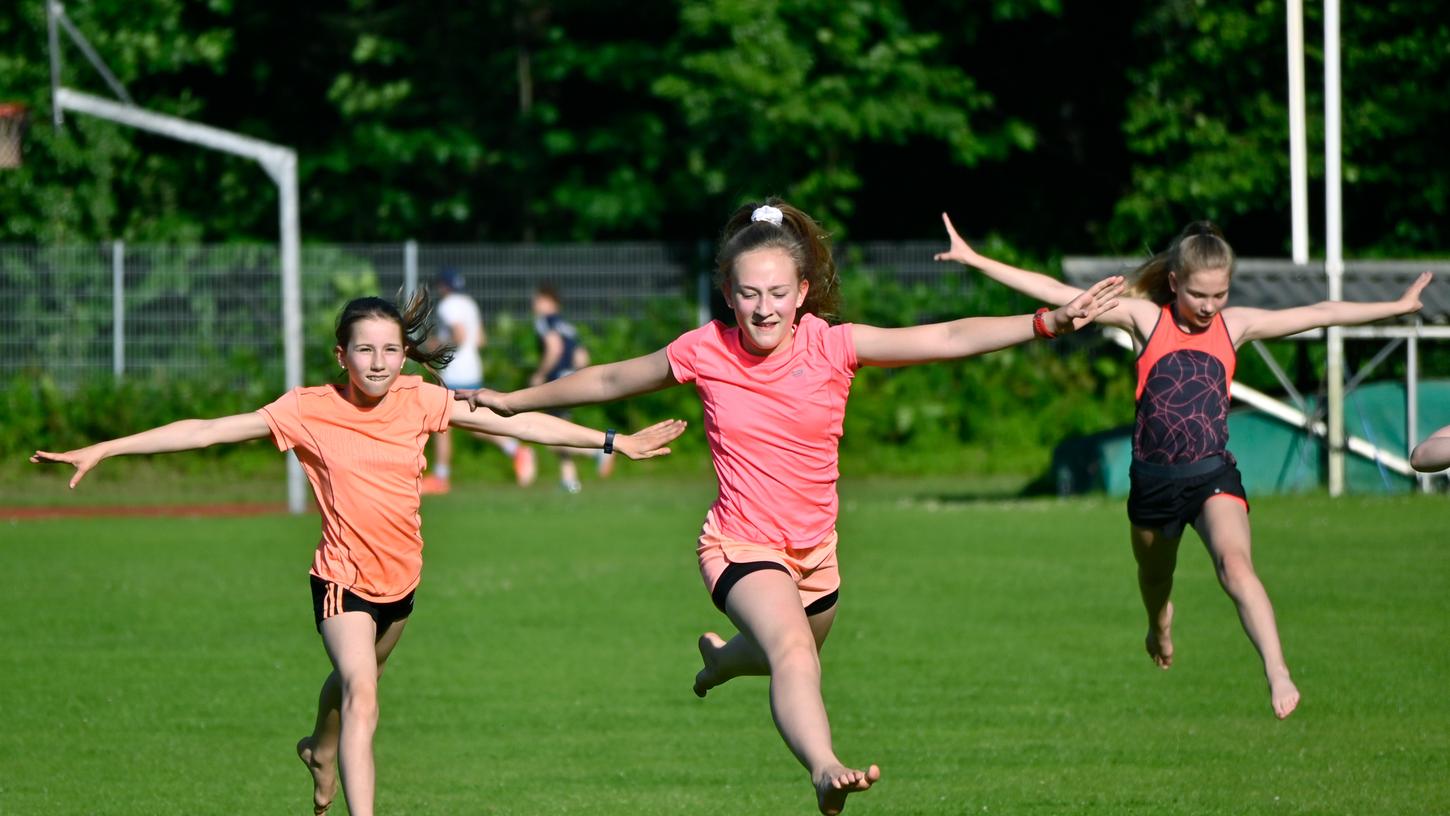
613, 419, 688, 460
1047, 275, 1126, 335
455, 388, 517, 417
932, 213, 984, 267
1398, 271, 1433, 314
30, 446, 104, 489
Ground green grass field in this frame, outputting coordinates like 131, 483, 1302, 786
3, 475, 1448, 815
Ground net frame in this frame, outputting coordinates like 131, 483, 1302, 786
0, 103, 29, 168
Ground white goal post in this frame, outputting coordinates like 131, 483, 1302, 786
48, 1, 307, 514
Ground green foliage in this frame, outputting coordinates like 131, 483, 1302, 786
3, 1, 1444, 255
1110, 0, 1450, 255
653, 0, 1031, 228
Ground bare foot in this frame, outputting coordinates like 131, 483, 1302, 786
1268, 669, 1300, 719
1145, 601, 1174, 669
814, 763, 880, 815
296, 736, 336, 815
692, 632, 727, 698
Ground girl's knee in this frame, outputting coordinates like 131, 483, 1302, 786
767, 637, 820, 673
341, 680, 380, 717
1216, 554, 1258, 592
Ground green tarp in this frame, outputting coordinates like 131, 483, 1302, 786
1051, 380, 1450, 496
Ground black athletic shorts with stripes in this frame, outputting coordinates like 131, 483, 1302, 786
311, 576, 415, 632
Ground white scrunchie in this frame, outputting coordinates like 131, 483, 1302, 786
751, 205, 784, 226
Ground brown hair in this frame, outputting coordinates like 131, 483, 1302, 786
1129, 221, 1236, 305
334, 290, 454, 372
715, 197, 842, 323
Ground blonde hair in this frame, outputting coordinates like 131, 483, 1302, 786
715, 197, 843, 323
1129, 221, 1236, 305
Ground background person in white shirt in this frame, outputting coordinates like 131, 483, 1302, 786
421, 268, 536, 493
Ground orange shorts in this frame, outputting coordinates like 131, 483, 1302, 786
697, 520, 840, 615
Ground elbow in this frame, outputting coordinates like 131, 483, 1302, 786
1410, 446, 1430, 472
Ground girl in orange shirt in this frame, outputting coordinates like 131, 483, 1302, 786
461, 199, 1124, 814
937, 216, 1432, 719
31, 293, 685, 816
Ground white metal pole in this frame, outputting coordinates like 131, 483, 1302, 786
696, 240, 711, 326
112, 239, 124, 378
1287, 0, 1309, 264
277, 153, 306, 514
47, 2, 64, 127
404, 240, 418, 296
1325, 0, 1346, 496
1408, 330, 1427, 492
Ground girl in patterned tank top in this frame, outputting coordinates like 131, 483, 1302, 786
938, 216, 1432, 720
31, 293, 686, 816
462, 198, 1124, 814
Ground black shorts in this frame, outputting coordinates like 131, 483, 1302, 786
1127, 454, 1249, 539
311, 576, 415, 632
710, 561, 840, 617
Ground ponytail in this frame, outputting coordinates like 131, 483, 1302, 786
334, 290, 455, 374
716, 197, 843, 323
1129, 220, 1236, 305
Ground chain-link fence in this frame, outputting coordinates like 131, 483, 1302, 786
0, 241, 966, 387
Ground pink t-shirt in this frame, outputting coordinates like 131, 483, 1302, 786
667, 313, 858, 549
257, 375, 453, 602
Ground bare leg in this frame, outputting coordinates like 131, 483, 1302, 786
1192, 497, 1300, 719
422, 432, 453, 493
695, 605, 834, 697
719, 570, 878, 815
298, 614, 409, 816
1130, 524, 1182, 669
434, 429, 453, 476
558, 449, 580, 492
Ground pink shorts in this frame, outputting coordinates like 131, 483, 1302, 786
697, 520, 840, 615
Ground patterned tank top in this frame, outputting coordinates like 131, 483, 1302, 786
1133, 304, 1237, 465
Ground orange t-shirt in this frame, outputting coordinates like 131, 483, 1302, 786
666, 313, 858, 549
257, 375, 452, 602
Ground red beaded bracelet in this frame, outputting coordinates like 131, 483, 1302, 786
1033, 307, 1057, 340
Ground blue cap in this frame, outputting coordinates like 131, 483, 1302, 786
436, 267, 465, 291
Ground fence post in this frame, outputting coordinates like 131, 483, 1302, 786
404, 240, 418, 296
695, 240, 711, 327
112, 239, 124, 379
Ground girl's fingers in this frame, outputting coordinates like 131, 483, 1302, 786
941, 212, 964, 242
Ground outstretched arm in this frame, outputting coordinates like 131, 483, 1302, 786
462, 349, 676, 417
1411, 424, 1450, 473
935, 213, 1154, 333
1227, 271, 1432, 346
854, 276, 1125, 367
30, 413, 272, 488
449, 401, 685, 459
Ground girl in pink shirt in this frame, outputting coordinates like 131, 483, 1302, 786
465, 199, 1124, 814
32, 293, 685, 816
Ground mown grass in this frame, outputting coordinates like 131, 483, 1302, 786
2, 476, 1446, 814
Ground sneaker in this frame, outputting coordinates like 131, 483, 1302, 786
596, 449, 616, 479
561, 478, 582, 494
420, 474, 451, 495
512, 446, 537, 487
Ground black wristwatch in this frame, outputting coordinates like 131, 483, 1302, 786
603, 428, 616, 455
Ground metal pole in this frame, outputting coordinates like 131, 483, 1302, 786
278, 151, 306, 514
1325, 0, 1346, 496
1287, 0, 1309, 264
404, 240, 418, 296
696, 240, 712, 327
112, 239, 124, 378
1408, 329, 1427, 492
47, 2, 64, 127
